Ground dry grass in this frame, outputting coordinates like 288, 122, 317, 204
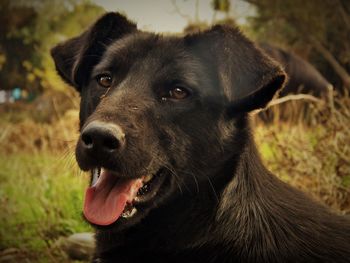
254, 92, 350, 213
0, 89, 80, 154
1, 109, 79, 154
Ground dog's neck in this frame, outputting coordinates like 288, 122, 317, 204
211, 136, 350, 261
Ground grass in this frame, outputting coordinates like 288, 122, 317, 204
0, 105, 92, 262
0, 151, 92, 262
0, 92, 349, 262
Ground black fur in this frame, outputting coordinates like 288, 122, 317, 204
51, 13, 350, 263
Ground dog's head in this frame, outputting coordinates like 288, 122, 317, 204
51, 13, 285, 230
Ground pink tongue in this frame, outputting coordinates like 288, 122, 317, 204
83, 170, 143, 226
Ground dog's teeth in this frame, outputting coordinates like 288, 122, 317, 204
121, 207, 137, 218
91, 168, 101, 186
143, 174, 153, 183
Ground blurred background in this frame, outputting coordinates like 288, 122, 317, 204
0, 0, 349, 262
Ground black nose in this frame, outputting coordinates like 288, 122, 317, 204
80, 121, 125, 156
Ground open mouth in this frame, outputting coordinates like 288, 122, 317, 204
83, 167, 165, 226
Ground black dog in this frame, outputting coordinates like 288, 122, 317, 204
51, 13, 350, 263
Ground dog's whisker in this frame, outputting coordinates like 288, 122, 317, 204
204, 175, 220, 204
161, 163, 184, 195
177, 168, 219, 203
178, 169, 200, 195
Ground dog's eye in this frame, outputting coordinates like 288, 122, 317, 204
163, 86, 191, 101
96, 74, 112, 88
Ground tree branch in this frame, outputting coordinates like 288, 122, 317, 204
170, 0, 192, 22
267, 94, 324, 108
334, 0, 350, 29
308, 36, 350, 90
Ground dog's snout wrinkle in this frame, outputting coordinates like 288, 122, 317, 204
80, 121, 125, 156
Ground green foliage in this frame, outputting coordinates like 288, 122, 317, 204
211, 0, 230, 13
0, 0, 105, 92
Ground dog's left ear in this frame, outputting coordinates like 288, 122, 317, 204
185, 25, 286, 114
51, 12, 137, 90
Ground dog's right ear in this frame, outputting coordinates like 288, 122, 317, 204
51, 12, 137, 91
185, 25, 286, 114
